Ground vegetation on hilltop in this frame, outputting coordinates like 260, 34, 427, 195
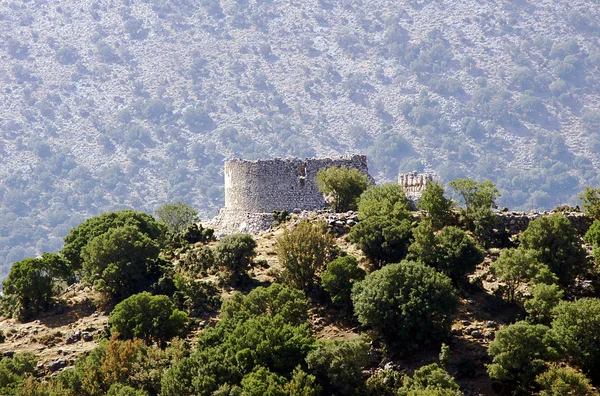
2, 181, 600, 394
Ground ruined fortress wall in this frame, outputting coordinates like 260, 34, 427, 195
224, 154, 373, 213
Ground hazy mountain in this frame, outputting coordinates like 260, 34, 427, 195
1, 0, 600, 274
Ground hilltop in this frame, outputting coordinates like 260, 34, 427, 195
2, 0, 600, 272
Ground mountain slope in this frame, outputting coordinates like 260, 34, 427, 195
1, 0, 600, 272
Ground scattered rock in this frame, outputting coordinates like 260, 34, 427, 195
81, 332, 93, 342
48, 360, 68, 372
65, 331, 81, 344
485, 320, 497, 328
471, 331, 483, 338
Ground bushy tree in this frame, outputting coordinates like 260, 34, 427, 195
62, 210, 165, 271
492, 248, 557, 303
155, 202, 198, 234
315, 167, 370, 212
417, 181, 454, 230
2, 253, 70, 320
552, 298, 600, 379
365, 369, 403, 396
407, 219, 437, 266
352, 261, 458, 351
214, 234, 257, 284
397, 363, 461, 396
220, 283, 309, 326
536, 365, 596, 396
579, 186, 600, 220
434, 226, 484, 285
321, 256, 366, 309
409, 223, 483, 285
349, 184, 413, 267
519, 214, 587, 286
487, 321, 561, 391
276, 219, 336, 291
81, 225, 163, 300
449, 178, 500, 241
173, 274, 220, 316
525, 284, 564, 325
306, 339, 370, 395
110, 292, 188, 344
0, 353, 37, 395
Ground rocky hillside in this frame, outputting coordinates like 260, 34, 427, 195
2, 0, 600, 272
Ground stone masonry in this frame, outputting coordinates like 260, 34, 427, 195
211, 154, 374, 233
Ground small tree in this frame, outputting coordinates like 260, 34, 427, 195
519, 214, 587, 286
2, 254, 70, 320
552, 298, 600, 379
397, 363, 461, 396
62, 210, 165, 271
321, 256, 366, 309
315, 167, 370, 212
449, 178, 500, 241
536, 365, 595, 396
214, 234, 257, 284
306, 339, 370, 396
220, 283, 309, 326
352, 261, 458, 351
350, 184, 414, 267
434, 226, 484, 285
276, 220, 336, 291
492, 248, 557, 303
525, 283, 564, 325
110, 292, 188, 344
407, 219, 437, 266
417, 181, 454, 230
487, 321, 561, 391
155, 202, 198, 234
81, 225, 163, 300
579, 186, 600, 220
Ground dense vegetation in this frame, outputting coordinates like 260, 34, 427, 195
3, 0, 600, 275
2, 178, 600, 394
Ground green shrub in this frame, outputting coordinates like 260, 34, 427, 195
417, 181, 454, 230
492, 248, 557, 303
214, 234, 257, 284
487, 321, 561, 390
365, 369, 403, 396
552, 298, 600, 379
519, 214, 587, 286
397, 363, 461, 395
315, 167, 370, 212
433, 226, 484, 285
276, 220, 336, 291
321, 256, 366, 309
349, 184, 414, 267
449, 178, 500, 243
220, 283, 309, 326
0, 352, 37, 395
306, 339, 369, 395
81, 226, 164, 300
155, 202, 198, 235
62, 210, 165, 271
525, 283, 564, 325
536, 365, 595, 396
110, 292, 188, 343
352, 261, 458, 351
173, 274, 220, 316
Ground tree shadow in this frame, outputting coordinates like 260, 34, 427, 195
37, 299, 98, 329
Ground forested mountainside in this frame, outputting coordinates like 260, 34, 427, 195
2, 0, 600, 273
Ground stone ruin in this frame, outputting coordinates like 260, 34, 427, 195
398, 172, 434, 202
210, 154, 374, 234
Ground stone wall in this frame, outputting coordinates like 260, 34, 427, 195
495, 211, 593, 236
224, 154, 374, 213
